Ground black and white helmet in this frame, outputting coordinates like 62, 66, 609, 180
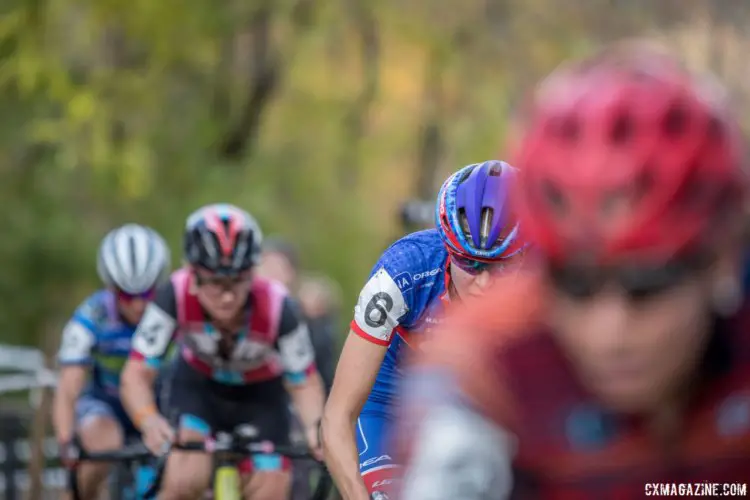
96, 224, 171, 293
184, 203, 263, 275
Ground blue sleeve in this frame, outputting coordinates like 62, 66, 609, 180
351, 238, 424, 345
57, 299, 100, 366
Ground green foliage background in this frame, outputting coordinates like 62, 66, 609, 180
0, 0, 747, 349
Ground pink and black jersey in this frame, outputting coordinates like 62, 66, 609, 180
130, 268, 316, 385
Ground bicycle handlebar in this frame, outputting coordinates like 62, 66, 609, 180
68, 436, 332, 500
170, 438, 312, 458
68, 441, 153, 500
144, 437, 332, 500
76, 441, 152, 462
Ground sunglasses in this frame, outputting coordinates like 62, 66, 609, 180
194, 271, 252, 295
116, 288, 156, 302
547, 255, 710, 301
450, 254, 517, 276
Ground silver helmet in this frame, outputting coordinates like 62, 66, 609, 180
97, 224, 171, 293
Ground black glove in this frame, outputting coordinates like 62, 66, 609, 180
58, 438, 81, 469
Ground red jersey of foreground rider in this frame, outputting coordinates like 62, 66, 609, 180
396, 42, 750, 499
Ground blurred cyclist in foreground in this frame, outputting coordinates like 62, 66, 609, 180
397, 42, 750, 498
53, 224, 171, 499
121, 204, 325, 500
321, 161, 530, 500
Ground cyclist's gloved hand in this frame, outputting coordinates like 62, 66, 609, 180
141, 413, 175, 456
58, 439, 80, 469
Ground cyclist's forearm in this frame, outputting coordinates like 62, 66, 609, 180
120, 361, 159, 428
287, 372, 325, 431
52, 394, 76, 443
322, 413, 370, 500
52, 367, 87, 442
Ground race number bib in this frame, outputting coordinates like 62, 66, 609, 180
278, 323, 315, 373
58, 321, 96, 362
132, 303, 176, 358
353, 267, 408, 343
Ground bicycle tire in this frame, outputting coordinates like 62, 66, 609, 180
112, 459, 134, 500
309, 466, 333, 500
69, 467, 81, 500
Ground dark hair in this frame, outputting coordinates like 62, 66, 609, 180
262, 237, 299, 271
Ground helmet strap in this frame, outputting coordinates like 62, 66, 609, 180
446, 263, 461, 302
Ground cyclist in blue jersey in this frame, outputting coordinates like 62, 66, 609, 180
321, 161, 530, 500
53, 224, 171, 500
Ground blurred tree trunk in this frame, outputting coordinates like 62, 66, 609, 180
414, 46, 447, 200
485, 0, 510, 34
218, 0, 318, 162
212, 37, 235, 126
220, 1, 279, 161
25, 322, 57, 500
104, 26, 130, 148
25, 389, 51, 500
290, 0, 316, 29
337, 0, 380, 189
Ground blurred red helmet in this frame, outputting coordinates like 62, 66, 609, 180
512, 42, 748, 265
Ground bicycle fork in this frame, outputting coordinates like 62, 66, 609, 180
213, 457, 241, 500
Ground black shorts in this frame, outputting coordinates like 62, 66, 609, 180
164, 357, 291, 447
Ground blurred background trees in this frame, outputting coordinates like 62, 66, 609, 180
1, 0, 749, 349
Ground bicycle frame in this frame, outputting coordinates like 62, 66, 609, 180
214, 460, 241, 500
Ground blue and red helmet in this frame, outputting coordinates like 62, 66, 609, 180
436, 161, 528, 261
184, 203, 263, 275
